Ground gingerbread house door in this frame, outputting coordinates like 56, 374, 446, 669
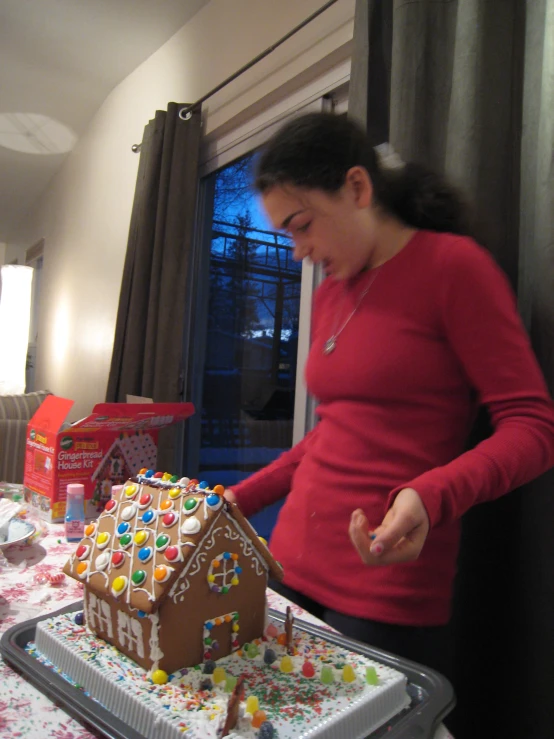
203, 610, 240, 661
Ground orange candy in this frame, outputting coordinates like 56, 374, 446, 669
251, 710, 267, 729
277, 633, 287, 646
84, 524, 95, 537
231, 553, 239, 561
213, 484, 225, 495
76, 562, 88, 575
154, 565, 168, 582
224, 614, 232, 623
160, 499, 172, 511
212, 559, 220, 568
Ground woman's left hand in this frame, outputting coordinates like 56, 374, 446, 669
348, 487, 430, 565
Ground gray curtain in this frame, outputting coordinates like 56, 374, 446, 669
349, 2, 554, 738
106, 102, 201, 470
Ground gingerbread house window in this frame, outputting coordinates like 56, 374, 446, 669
206, 552, 242, 594
116, 611, 144, 659
87, 593, 114, 638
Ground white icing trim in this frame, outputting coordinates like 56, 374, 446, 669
148, 611, 164, 668
117, 610, 145, 659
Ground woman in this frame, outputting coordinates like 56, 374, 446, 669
224, 113, 554, 678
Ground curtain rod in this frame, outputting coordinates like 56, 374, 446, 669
132, 0, 340, 152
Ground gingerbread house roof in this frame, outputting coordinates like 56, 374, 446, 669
91, 433, 158, 482
64, 473, 283, 614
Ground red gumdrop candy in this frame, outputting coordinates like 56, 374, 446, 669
251, 710, 267, 729
302, 661, 315, 678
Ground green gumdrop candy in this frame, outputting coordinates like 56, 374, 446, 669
246, 643, 259, 658
342, 664, 356, 683
366, 666, 379, 685
320, 666, 334, 684
225, 675, 238, 693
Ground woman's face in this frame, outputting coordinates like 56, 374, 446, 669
261, 167, 377, 280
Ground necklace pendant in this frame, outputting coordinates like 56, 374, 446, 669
323, 337, 336, 355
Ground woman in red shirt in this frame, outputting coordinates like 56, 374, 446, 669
225, 113, 554, 679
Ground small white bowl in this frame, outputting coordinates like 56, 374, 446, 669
0, 518, 36, 549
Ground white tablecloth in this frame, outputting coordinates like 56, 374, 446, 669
0, 521, 453, 739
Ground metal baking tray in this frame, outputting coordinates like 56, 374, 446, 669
0, 601, 455, 739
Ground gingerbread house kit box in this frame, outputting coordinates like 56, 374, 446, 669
23, 396, 194, 522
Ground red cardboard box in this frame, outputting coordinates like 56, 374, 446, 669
23, 396, 195, 521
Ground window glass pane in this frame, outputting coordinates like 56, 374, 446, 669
200, 153, 301, 537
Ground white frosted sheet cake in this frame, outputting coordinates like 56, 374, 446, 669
31, 611, 410, 739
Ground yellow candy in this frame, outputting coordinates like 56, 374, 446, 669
151, 669, 168, 685
212, 667, 226, 684
97, 532, 109, 545
134, 531, 148, 545
162, 472, 171, 481
231, 577, 239, 586
258, 536, 268, 546
112, 576, 126, 592
125, 484, 137, 497
207, 574, 215, 583
279, 656, 293, 673
232, 623, 239, 632
168, 487, 181, 499
245, 695, 259, 714
342, 664, 356, 683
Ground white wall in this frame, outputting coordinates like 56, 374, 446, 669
0, 241, 27, 265
7, 0, 354, 420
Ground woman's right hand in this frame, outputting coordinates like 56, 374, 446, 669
224, 488, 237, 504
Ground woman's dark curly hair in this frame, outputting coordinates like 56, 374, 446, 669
254, 112, 472, 236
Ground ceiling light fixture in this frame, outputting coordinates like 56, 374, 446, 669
0, 113, 77, 155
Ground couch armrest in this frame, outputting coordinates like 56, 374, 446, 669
0, 390, 52, 422
0, 418, 29, 484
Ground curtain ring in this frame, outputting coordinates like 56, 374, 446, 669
179, 108, 193, 121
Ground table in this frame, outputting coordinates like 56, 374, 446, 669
0, 522, 453, 739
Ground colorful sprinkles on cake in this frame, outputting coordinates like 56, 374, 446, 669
29, 611, 409, 738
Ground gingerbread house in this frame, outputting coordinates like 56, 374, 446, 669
90, 432, 158, 508
64, 472, 283, 674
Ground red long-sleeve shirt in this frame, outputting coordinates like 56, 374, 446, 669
232, 231, 554, 625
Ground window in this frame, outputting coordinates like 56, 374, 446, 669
87, 593, 113, 638
182, 75, 348, 539
117, 610, 145, 658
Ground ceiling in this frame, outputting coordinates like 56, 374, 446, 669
0, 0, 210, 242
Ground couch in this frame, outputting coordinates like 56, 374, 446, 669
0, 391, 51, 483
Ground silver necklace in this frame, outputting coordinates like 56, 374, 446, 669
323, 268, 381, 355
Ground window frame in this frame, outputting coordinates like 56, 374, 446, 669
180, 67, 349, 475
